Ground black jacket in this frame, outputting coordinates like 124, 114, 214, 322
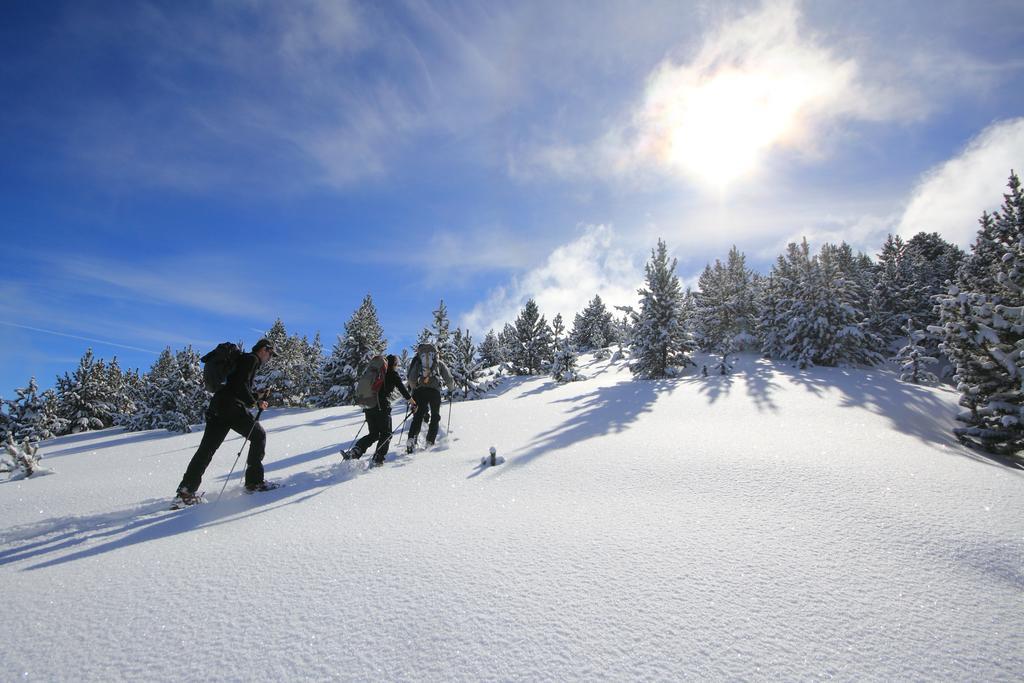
212, 352, 261, 414
374, 368, 412, 411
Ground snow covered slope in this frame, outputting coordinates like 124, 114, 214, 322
1, 354, 1021, 681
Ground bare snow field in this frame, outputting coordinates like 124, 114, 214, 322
1, 354, 1021, 681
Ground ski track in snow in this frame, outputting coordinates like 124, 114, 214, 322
1, 353, 1022, 681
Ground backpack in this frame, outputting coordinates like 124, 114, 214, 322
409, 343, 437, 389
201, 342, 242, 393
354, 355, 388, 408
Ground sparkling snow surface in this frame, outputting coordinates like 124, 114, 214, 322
1, 354, 1021, 681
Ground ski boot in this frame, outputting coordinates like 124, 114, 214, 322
341, 446, 363, 460
244, 480, 282, 494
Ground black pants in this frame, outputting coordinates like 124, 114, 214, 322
354, 407, 393, 460
408, 387, 442, 444
178, 405, 265, 492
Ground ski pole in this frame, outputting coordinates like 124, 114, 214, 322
396, 402, 413, 446
215, 407, 263, 505
348, 417, 366, 451
392, 406, 413, 437
380, 407, 414, 452
446, 395, 453, 436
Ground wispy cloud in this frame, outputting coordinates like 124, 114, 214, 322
0, 321, 160, 355
517, 0, 914, 189
49, 1, 533, 194
0, 279, 213, 350
897, 117, 1024, 248
51, 1, 418, 193
31, 252, 279, 320
461, 225, 641, 336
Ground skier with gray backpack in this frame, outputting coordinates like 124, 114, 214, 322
340, 354, 415, 467
405, 342, 454, 454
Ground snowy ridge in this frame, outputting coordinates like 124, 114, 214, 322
1, 353, 1022, 681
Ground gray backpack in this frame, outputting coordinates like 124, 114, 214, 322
408, 343, 437, 390
354, 355, 387, 408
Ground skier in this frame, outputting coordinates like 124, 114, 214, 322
173, 338, 278, 506
406, 342, 455, 453
342, 354, 415, 466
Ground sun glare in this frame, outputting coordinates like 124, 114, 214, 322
639, 65, 816, 191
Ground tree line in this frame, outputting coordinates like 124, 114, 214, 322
2, 172, 1021, 455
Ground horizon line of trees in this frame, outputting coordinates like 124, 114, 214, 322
2, 171, 1021, 456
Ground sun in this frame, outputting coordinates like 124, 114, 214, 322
637, 64, 815, 191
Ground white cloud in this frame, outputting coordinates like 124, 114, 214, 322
522, 0, 915, 189
897, 117, 1024, 248
461, 225, 642, 336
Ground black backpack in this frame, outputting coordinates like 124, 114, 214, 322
201, 342, 242, 393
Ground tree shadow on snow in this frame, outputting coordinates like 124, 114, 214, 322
0, 452, 376, 571
778, 365, 1023, 469
507, 378, 679, 470
516, 379, 563, 400
42, 428, 184, 459
677, 355, 780, 413
483, 375, 541, 399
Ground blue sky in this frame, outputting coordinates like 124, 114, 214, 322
2, 0, 1024, 397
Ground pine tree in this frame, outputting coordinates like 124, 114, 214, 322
254, 319, 322, 407
169, 346, 208, 432
893, 318, 939, 385
870, 235, 915, 347
610, 309, 635, 361
295, 333, 324, 406
570, 295, 615, 351
121, 348, 177, 432
6, 378, 59, 443
255, 319, 293, 406
320, 295, 386, 407
725, 246, 758, 351
695, 246, 758, 372
104, 357, 137, 425
550, 346, 582, 382
931, 172, 1024, 453
816, 242, 884, 367
631, 239, 692, 378
905, 232, 964, 325
957, 212, 1002, 294
38, 389, 66, 439
478, 329, 505, 367
54, 349, 116, 434
0, 395, 11, 442
773, 240, 882, 368
508, 299, 554, 375
695, 259, 730, 370
498, 323, 517, 368
756, 273, 786, 359
432, 299, 453, 365
2, 432, 44, 478
551, 313, 565, 345
413, 327, 433, 354
123, 346, 207, 433
449, 328, 497, 400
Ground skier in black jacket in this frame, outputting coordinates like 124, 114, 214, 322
342, 354, 415, 466
173, 339, 277, 505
